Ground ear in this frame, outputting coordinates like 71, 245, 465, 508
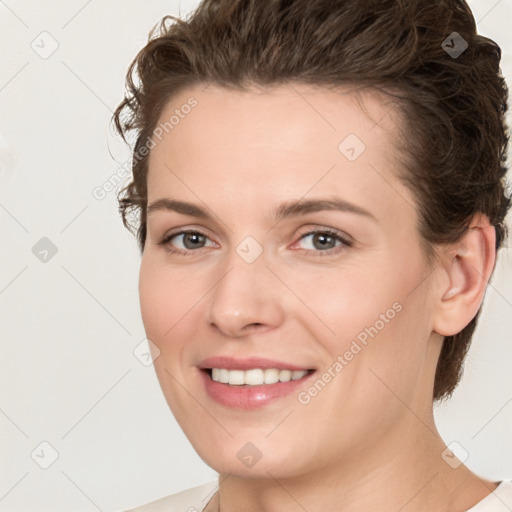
432, 214, 496, 337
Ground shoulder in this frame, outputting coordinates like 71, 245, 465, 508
123, 480, 218, 512
465, 481, 512, 512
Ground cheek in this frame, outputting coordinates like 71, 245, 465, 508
280, 261, 400, 340
138, 258, 195, 344
303, 257, 427, 373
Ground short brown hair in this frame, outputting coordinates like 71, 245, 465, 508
112, 0, 510, 403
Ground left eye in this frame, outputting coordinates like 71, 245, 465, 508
295, 229, 351, 252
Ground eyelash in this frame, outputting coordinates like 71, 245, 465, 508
157, 228, 353, 257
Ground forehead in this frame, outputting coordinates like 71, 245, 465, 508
146, 82, 415, 227
150, 82, 401, 159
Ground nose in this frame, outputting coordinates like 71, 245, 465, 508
205, 249, 286, 338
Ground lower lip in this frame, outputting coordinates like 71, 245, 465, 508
199, 369, 315, 409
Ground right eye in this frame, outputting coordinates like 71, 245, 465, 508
158, 230, 217, 254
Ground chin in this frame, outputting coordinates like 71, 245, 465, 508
188, 432, 313, 480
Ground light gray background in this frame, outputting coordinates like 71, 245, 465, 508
0, 1, 511, 511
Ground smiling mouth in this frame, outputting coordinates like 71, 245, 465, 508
204, 368, 316, 386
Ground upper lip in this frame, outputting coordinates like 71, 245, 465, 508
198, 356, 314, 371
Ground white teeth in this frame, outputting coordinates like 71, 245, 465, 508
291, 370, 307, 380
210, 368, 309, 385
278, 369, 292, 382
228, 370, 245, 385
244, 369, 264, 385
264, 368, 279, 384
212, 368, 230, 383
218, 368, 229, 384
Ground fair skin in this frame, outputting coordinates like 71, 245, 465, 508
139, 82, 498, 512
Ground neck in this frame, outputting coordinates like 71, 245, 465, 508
206, 413, 497, 512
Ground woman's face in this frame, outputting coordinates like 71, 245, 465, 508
139, 83, 443, 478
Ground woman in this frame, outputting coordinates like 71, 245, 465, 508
113, 0, 512, 510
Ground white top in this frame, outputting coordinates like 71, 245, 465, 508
124, 480, 512, 512
124, 481, 218, 512
465, 481, 512, 512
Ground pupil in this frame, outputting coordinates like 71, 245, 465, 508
314, 233, 334, 249
184, 233, 204, 249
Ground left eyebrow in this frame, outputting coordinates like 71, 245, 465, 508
146, 196, 377, 223
273, 197, 377, 223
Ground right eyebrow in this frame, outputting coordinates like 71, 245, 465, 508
147, 199, 213, 219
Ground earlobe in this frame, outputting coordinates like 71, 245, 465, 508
433, 215, 496, 337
